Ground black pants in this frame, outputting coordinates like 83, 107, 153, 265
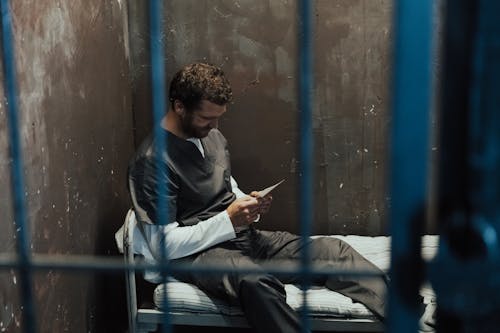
178, 227, 387, 333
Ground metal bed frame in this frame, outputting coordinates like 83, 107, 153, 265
122, 210, 384, 333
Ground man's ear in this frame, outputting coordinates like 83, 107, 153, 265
173, 100, 185, 116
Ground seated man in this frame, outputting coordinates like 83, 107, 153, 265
127, 62, 387, 333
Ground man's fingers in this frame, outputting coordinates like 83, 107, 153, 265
242, 196, 259, 203
234, 195, 270, 222
243, 207, 259, 215
228, 197, 262, 227
240, 197, 259, 209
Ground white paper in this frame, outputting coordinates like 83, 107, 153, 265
257, 179, 285, 197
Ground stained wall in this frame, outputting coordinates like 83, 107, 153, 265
129, 0, 393, 235
0, 1, 133, 332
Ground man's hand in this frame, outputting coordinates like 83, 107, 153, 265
250, 191, 273, 215
226, 196, 261, 228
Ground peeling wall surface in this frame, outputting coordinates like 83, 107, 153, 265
0, 0, 133, 332
129, 0, 393, 235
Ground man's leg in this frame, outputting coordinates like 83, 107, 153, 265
252, 230, 387, 320
188, 245, 304, 333
309, 237, 387, 320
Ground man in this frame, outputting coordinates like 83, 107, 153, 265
127, 62, 387, 332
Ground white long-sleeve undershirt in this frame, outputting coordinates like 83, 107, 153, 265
140, 176, 247, 261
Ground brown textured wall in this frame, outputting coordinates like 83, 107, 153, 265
315, 0, 392, 235
0, 1, 133, 332
0, 1, 395, 331
129, 0, 393, 236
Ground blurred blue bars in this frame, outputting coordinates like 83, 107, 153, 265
0, 0, 37, 332
0, 0, 450, 331
298, 1, 314, 332
148, 0, 172, 332
388, 1, 434, 333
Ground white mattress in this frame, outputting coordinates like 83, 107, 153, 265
154, 235, 438, 318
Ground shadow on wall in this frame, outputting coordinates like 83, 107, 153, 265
127, 0, 398, 237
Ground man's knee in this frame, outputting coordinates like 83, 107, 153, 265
239, 274, 285, 298
311, 237, 343, 258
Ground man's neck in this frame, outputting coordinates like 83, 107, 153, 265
162, 111, 187, 139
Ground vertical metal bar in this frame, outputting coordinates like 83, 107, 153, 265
0, 1, 36, 332
437, 0, 477, 253
298, 0, 313, 332
433, 0, 500, 329
388, 1, 433, 332
466, 0, 500, 245
149, 0, 171, 332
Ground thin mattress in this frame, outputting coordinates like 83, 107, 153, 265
153, 235, 438, 319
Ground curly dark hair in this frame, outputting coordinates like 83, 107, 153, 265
169, 63, 233, 111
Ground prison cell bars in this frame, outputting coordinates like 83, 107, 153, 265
148, 1, 172, 333
387, 1, 434, 333
0, 0, 37, 332
0, 0, 435, 333
129, 0, 435, 331
297, 0, 314, 332
430, 1, 500, 330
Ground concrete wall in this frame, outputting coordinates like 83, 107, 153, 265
129, 0, 393, 236
0, 1, 133, 332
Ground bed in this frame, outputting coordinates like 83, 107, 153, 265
118, 210, 438, 333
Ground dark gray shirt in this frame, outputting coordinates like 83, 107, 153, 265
128, 128, 236, 226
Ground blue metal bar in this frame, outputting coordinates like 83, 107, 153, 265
0, 1, 37, 332
149, 0, 171, 332
298, 0, 314, 332
0, 255, 388, 277
429, 1, 500, 328
467, 0, 500, 237
388, 1, 434, 332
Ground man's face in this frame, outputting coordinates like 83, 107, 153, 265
180, 100, 227, 138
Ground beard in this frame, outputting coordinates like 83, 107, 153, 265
180, 112, 211, 138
